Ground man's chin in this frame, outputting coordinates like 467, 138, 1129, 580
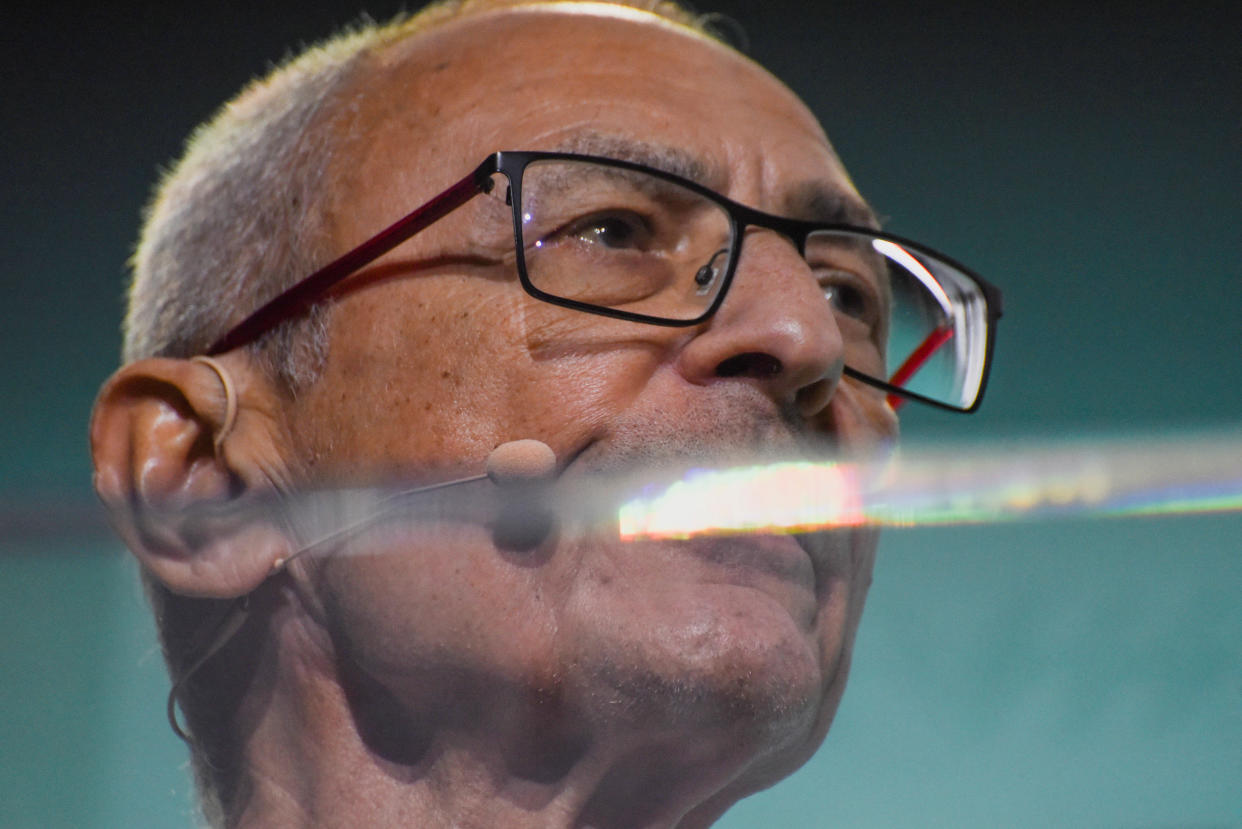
567, 560, 840, 731
548, 519, 873, 781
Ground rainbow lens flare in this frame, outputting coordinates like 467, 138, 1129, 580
617, 432, 1242, 540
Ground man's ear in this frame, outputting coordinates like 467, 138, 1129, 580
90, 355, 296, 598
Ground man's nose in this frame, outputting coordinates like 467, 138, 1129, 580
676, 229, 845, 417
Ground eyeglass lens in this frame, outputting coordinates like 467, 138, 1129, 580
516, 158, 990, 411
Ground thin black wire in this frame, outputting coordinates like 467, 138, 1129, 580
162, 471, 491, 744
166, 596, 251, 744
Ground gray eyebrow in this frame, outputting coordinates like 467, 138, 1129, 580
550, 132, 879, 228
552, 133, 723, 190
783, 181, 880, 230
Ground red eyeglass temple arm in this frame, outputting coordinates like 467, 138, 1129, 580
205, 171, 487, 356
885, 325, 954, 411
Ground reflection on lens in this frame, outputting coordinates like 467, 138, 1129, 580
875, 238, 990, 410
814, 231, 992, 411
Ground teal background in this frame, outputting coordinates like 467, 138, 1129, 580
3, 1, 1239, 826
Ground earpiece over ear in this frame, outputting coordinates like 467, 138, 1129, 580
189, 356, 238, 451
89, 355, 294, 598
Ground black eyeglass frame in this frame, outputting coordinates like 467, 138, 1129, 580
206, 150, 1003, 413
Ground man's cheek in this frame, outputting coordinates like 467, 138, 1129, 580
822, 380, 898, 447
512, 357, 663, 443
316, 527, 558, 673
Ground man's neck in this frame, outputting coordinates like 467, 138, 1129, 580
226, 615, 763, 829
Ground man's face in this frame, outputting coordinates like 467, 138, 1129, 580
283, 6, 894, 790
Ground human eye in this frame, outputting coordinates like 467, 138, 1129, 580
817, 268, 881, 328
561, 210, 653, 251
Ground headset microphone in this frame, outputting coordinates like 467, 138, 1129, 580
485, 439, 558, 485
485, 439, 559, 551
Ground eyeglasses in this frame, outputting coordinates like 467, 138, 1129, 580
207, 151, 1002, 412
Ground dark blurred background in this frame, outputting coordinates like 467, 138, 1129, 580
3, 1, 1239, 826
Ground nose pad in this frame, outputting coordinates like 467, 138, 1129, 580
677, 230, 845, 415
693, 248, 728, 296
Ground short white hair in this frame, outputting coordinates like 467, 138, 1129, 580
124, 26, 374, 387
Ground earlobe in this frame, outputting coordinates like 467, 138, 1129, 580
89, 356, 294, 598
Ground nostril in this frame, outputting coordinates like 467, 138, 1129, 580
716, 352, 782, 379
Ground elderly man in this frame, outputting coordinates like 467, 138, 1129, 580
91, 1, 1000, 826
